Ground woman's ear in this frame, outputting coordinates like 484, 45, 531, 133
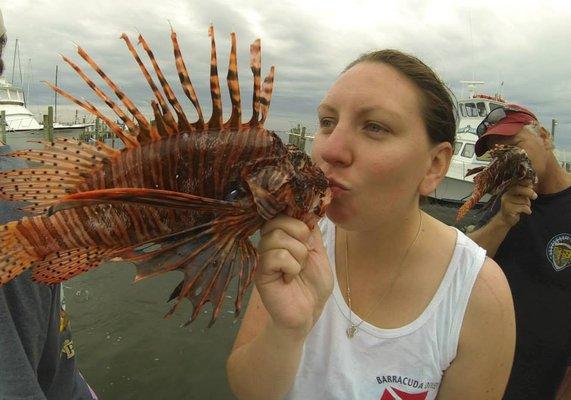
419, 141, 453, 196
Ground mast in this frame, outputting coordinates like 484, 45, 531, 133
54, 65, 58, 123
10, 38, 17, 85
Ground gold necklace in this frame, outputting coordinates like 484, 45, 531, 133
344, 210, 423, 339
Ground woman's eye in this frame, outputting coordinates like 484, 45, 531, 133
365, 122, 388, 134
319, 118, 335, 129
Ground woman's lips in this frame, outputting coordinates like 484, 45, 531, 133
327, 177, 349, 197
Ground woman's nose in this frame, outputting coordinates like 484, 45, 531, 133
317, 125, 352, 167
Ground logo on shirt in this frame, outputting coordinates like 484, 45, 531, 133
380, 387, 428, 400
546, 233, 571, 272
376, 375, 437, 399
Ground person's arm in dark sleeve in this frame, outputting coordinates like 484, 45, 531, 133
0, 271, 52, 400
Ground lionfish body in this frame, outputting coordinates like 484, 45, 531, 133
0, 27, 330, 325
456, 145, 536, 222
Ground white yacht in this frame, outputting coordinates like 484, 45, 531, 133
0, 78, 41, 131
430, 82, 505, 203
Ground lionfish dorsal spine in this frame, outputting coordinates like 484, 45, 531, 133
207, 25, 224, 131
247, 39, 262, 127
225, 32, 242, 129
61, 55, 138, 134
259, 66, 275, 126
137, 33, 192, 134
120, 32, 177, 141
41, 80, 139, 149
76, 46, 151, 132
170, 29, 205, 130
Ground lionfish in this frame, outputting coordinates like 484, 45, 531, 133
0, 26, 330, 326
456, 144, 536, 222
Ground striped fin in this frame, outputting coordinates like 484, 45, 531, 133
42, 81, 139, 149
157, 216, 260, 325
76, 45, 153, 141
170, 28, 204, 130
137, 33, 191, 133
224, 32, 242, 130
259, 66, 275, 126
32, 246, 111, 284
47, 187, 246, 215
61, 55, 139, 135
0, 138, 117, 214
121, 32, 176, 141
0, 221, 41, 284
207, 25, 223, 130
246, 39, 262, 128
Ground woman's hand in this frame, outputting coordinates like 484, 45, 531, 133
255, 214, 333, 338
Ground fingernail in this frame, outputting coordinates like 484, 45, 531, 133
532, 192, 538, 200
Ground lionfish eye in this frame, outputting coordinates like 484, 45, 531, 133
225, 184, 247, 202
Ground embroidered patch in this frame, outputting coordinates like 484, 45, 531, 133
546, 233, 571, 272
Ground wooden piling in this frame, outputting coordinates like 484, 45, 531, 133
0, 111, 6, 144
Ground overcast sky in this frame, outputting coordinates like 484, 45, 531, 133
2, 0, 570, 149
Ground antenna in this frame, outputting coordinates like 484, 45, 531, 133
460, 80, 485, 99
469, 9, 475, 81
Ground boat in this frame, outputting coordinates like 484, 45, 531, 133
0, 78, 41, 131
429, 81, 505, 204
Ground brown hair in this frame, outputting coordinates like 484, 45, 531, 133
344, 49, 457, 146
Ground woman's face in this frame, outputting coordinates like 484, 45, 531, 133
311, 62, 435, 229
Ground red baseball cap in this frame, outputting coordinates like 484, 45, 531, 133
474, 104, 538, 156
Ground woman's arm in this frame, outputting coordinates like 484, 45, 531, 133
226, 215, 333, 400
437, 257, 516, 399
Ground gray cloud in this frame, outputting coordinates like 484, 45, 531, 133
2, 0, 570, 148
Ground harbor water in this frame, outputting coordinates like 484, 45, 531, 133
1, 133, 482, 399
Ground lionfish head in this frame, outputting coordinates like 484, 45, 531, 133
244, 143, 330, 228
490, 144, 538, 183
284, 145, 331, 227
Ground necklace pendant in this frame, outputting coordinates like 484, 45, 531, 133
346, 324, 357, 339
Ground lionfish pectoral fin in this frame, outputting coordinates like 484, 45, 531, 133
48, 188, 244, 215
159, 216, 260, 326
32, 246, 112, 284
0, 221, 39, 285
178, 237, 258, 327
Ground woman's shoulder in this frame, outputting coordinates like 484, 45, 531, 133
462, 257, 514, 336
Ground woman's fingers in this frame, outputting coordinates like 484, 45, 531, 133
259, 227, 310, 267
256, 214, 313, 285
261, 214, 312, 246
258, 249, 302, 284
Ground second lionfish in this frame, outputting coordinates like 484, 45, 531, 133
455, 144, 537, 222
0, 26, 330, 325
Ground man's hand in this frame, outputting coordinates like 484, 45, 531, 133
497, 180, 538, 227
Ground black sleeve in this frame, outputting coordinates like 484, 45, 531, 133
0, 271, 52, 400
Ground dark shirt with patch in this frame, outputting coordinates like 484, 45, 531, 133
480, 185, 571, 399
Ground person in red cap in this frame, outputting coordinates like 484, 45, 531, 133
468, 103, 571, 399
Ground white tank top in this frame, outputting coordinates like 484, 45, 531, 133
285, 217, 486, 400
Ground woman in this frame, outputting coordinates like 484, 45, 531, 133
226, 50, 515, 399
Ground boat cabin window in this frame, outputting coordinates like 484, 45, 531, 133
461, 143, 475, 158
477, 102, 487, 116
463, 102, 479, 117
454, 141, 463, 155
8, 89, 21, 101
489, 102, 503, 112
